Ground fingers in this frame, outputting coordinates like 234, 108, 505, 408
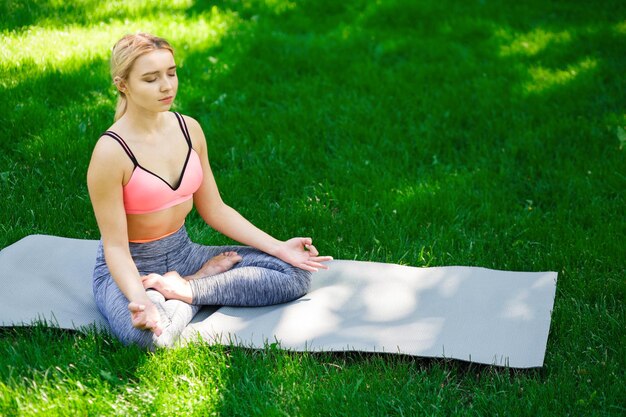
128, 302, 146, 313
306, 256, 333, 269
304, 260, 330, 270
304, 243, 319, 256
309, 262, 329, 270
135, 318, 162, 336
287, 238, 333, 271
130, 310, 148, 329
131, 313, 162, 335
128, 302, 163, 335
151, 322, 163, 337
299, 255, 334, 272
310, 255, 333, 263
298, 263, 319, 272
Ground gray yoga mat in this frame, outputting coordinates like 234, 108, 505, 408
0, 234, 558, 368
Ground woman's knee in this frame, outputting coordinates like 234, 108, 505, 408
96, 283, 156, 349
288, 267, 312, 297
107, 306, 155, 349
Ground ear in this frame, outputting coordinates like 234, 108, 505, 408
114, 76, 128, 94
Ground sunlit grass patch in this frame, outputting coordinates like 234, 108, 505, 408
80, 0, 193, 21
522, 56, 598, 95
496, 27, 572, 57
0, 9, 238, 76
613, 20, 626, 35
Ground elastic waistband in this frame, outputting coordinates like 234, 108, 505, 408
127, 224, 191, 258
129, 223, 184, 244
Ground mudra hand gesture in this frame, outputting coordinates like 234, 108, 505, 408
275, 237, 333, 272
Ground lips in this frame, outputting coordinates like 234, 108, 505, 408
159, 96, 173, 102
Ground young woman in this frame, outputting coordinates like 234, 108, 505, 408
88, 33, 332, 349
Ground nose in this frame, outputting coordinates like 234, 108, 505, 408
160, 77, 172, 91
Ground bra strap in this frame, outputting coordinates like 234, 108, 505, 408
102, 131, 138, 166
174, 112, 192, 147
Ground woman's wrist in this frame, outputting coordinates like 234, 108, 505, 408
129, 292, 152, 305
266, 239, 284, 258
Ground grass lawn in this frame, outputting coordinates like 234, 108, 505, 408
1, 0, 625, 415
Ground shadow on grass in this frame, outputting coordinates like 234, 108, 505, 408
4, 0, 623, 185
0, 322, 541, 415
0, 0, 191, 32
0, 324, 145, 390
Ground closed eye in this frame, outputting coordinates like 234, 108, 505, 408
144, 72, 175, 83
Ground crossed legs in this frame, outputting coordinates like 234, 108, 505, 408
142, 246, 312, 308
95, 245, 311, 349
141, 251, 243, 303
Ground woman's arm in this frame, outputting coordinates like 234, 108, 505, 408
186, 116, 332, 271
87, 137, 162, 335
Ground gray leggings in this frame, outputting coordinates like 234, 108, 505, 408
92, 225, 311, 349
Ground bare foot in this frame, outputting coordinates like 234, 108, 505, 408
141, 272, 193, 304
189, 251, 242, 280
140, 252, 241, 303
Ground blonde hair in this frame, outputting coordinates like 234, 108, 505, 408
110, 33, 174, 121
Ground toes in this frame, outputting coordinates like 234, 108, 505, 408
142, 273, 162, 282
142, 277, 158, 289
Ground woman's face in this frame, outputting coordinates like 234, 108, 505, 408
123, 49, 178, 113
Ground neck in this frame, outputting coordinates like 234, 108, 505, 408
121, 104, 169, 137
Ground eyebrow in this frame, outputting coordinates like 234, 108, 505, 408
141, 65, 177, 77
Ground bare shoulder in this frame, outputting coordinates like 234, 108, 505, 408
90, 134, 128, 164
88, 134, 133, 182
180, 113, 203, 134
179, 113, 207, 150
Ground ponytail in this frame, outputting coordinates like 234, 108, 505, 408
114, 94, 128, 122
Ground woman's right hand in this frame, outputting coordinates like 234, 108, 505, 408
128, 300, 163, 336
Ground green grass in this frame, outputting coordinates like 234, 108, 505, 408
1, 0, 625, 415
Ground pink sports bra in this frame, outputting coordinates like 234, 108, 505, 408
102, 112, 204, 214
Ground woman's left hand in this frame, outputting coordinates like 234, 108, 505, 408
275, 237, 333, 272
